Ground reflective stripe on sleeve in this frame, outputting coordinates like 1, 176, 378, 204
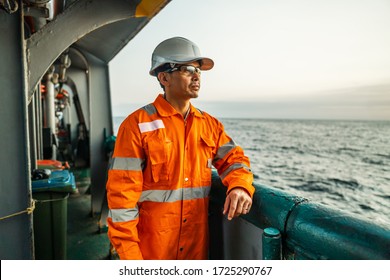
213, 139, 237, 165
109, 157, 144, 171
108, 207, 139, 222
138, 119, 165, 133
220, 163, 251, 181
140, 186, 211, 203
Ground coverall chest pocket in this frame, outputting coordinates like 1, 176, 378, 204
147, 138, 172, 182
199, 135, 216, 183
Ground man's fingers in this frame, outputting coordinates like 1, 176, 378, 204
227, 196, 238, 220
226, 192, 243, 220
223, 195, 231, 216
242, 201, 251, 214
234, 197, 245, 217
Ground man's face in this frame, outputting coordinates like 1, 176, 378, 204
164, 61, 201, 101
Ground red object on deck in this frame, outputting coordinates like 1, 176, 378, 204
37, 159, 69, 170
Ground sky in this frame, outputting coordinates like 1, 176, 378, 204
109, 0, 390, 120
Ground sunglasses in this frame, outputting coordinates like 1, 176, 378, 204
166, 65, 201, 75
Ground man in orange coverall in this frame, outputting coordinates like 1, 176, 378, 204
106, 37, 254, 260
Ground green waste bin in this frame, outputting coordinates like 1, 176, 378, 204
33, 192, 69, 259
32, 169, 76, 259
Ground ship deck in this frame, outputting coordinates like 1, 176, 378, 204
66, 192, 111, 260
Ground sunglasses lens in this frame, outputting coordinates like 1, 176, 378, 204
180, 66, 201, 75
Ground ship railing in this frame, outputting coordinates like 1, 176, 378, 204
208, 171, 390, 260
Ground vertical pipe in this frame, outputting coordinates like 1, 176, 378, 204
36, 84, 43, 159
262, 227, 282, 260
44, 69, 57, 159
29, 91, 37, 170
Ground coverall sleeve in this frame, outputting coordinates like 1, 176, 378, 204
106, 117, 144, 259
212, 121, 255, 197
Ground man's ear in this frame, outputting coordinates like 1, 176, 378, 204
158, 72, 169, 86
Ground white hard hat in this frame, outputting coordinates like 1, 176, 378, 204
149, 37, 214, 76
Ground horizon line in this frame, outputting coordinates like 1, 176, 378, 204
112, 115, 390, 122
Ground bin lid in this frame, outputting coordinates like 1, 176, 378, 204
32, 170, 76, 193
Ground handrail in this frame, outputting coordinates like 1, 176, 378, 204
210, 171, 390, 260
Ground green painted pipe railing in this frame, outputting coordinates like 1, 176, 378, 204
209, 171, 390, 260
262, 227, 282, 260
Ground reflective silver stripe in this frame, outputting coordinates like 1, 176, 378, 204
140, 186, 211, 203
213, 139, 237, 164
142, 103, 157, 115
220, 163, 251, 181
108, 207, 139, 222
183, 186, 211, 200
138, 119, 165, 133
109, 157, 144, 171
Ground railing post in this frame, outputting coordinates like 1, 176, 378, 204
262, 227, 282, 260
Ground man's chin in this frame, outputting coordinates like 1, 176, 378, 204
189, 92, 199, 99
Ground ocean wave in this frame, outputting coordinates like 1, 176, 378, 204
336, 147, 361, 152
328, 178, 360, 189
362, 157, 385, 165
375, 153, 390, 159
359, 204, 375, 211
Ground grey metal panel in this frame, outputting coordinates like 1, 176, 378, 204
0, 11, 33, 259
74, 16, 147, 63
82, 52, 113, 215
222, 218, 263, 260
66, 68, 90, 154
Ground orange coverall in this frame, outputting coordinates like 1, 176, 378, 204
106, 94, 254, 259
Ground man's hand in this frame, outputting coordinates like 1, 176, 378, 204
223, 187, 252, 220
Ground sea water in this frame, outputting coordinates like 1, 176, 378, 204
113, 116, 390, 228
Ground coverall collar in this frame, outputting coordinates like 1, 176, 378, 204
154, 94, 205, 119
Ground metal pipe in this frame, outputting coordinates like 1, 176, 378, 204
36, 83, 43, 159
262, 227, 281, 260
28, 89, 38, 170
